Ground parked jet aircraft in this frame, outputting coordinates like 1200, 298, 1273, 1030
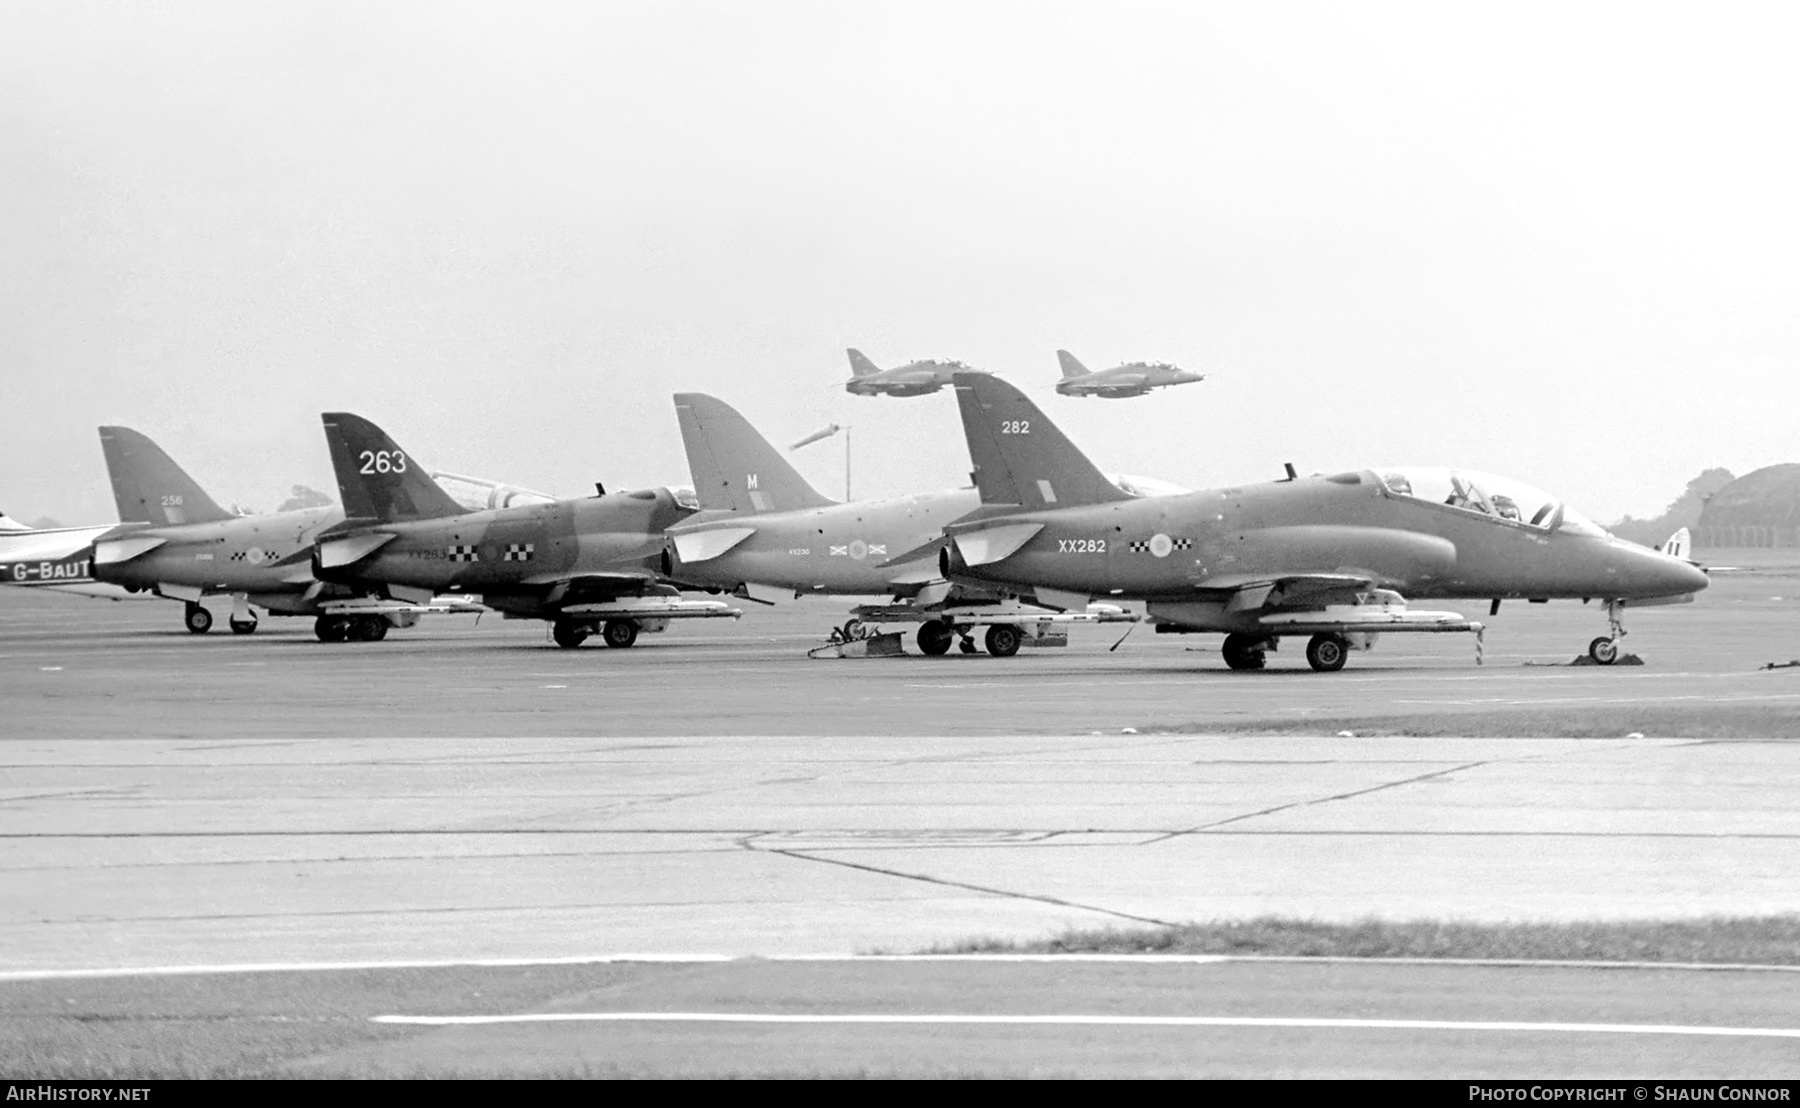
917, 373, 1708, 670
311, 412, 739, 646
664, 393, 1159, 655
844, 348, 988, 398
85, 426, 444, 634
82, 427, 538, 634
1054, 350, 1205, 398
0, 515, 140, 601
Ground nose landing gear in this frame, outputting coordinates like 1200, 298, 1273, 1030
1587, 599, 1626, 665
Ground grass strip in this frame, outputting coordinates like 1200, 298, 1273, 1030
933, 915, 1800, 964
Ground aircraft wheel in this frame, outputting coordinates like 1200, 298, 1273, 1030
602, 619, 639, 649
984, 623, 1022, 658
314, 616, 349, 643
346, 615, 387, 642
229, 617, 258, 635
841, 619, 864, 641
1221, 632, 1267, 671
1305, 633, 1349, 672
184, 603, 213, 634
1588, 636, 1619, 665
917, 621, 953, 656
552, 621, 590, 649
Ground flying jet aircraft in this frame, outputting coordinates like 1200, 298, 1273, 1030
914, 372, 1708, 671
310, 412, 739, 646
843, 348, 989, 397
1054, 350, 1206, 398
82, 427, 541, 634
664, 393, 1158, 656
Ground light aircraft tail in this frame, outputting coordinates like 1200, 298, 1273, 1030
674, 394, 837, 513
846, 348, 882, 378
98, 426, 235, 527
320, 412, 467, 523
952, 372, 1132, 511
1056, 349, 1090, 379
1660, 527, 1692, 562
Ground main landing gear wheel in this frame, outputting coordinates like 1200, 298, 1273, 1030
349, 615, 389, 642
601, 619, 639, 649
1221, 632, 1267, 671
1588, 636, 1619, 665
314, 616, 349, 643
184, 603, 213, 634
553, 621, 590, 649
1306, 633, 1350, 672
984, 623, 1023, 658
917, 621, 953, 656
229, 617, 257, 635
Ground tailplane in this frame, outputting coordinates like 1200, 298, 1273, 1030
674, 394, 838, 513
846, 348, 882, 378
320, 413, 467, 523
98, 426, 235, 527
0, 510, 28, 532
952, 372, 1132, 510
1056, 349, 1090, 379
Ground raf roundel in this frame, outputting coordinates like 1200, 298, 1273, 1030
848, 539, 868, 561
1148, 533, 1174, 559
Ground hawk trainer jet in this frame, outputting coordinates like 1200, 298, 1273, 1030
312, 412, 739, 646
1054, 350, 1205, 398
930, 373, 1708, 670
843, 348, 987, 398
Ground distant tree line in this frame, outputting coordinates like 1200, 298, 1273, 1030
1609, 467, 1735, 547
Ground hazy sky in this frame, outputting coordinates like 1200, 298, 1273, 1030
3, 1, 1797, 525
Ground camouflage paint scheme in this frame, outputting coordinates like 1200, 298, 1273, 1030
312, 413, 732, 641
939, 373, 1708, 659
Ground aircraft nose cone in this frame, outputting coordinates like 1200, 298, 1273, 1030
1672, 557, 1710, 595
1628, 544, 1709, 597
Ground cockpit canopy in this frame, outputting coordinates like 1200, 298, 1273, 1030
1374, 468, 1609, 538
1107, 473, 1192, 499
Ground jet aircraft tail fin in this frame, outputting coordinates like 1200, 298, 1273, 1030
674, 394, 838, 513
846, 348, 882, 378
320, 413, 467, 523
1660, 527, 1692, 562
1056, 349, 1090, 379
952, 372, 1132, 510
98, 426, 236, 527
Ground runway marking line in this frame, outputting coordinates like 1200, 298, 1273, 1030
369, 1011, 1800, 1039
7, 953, 1800, 983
